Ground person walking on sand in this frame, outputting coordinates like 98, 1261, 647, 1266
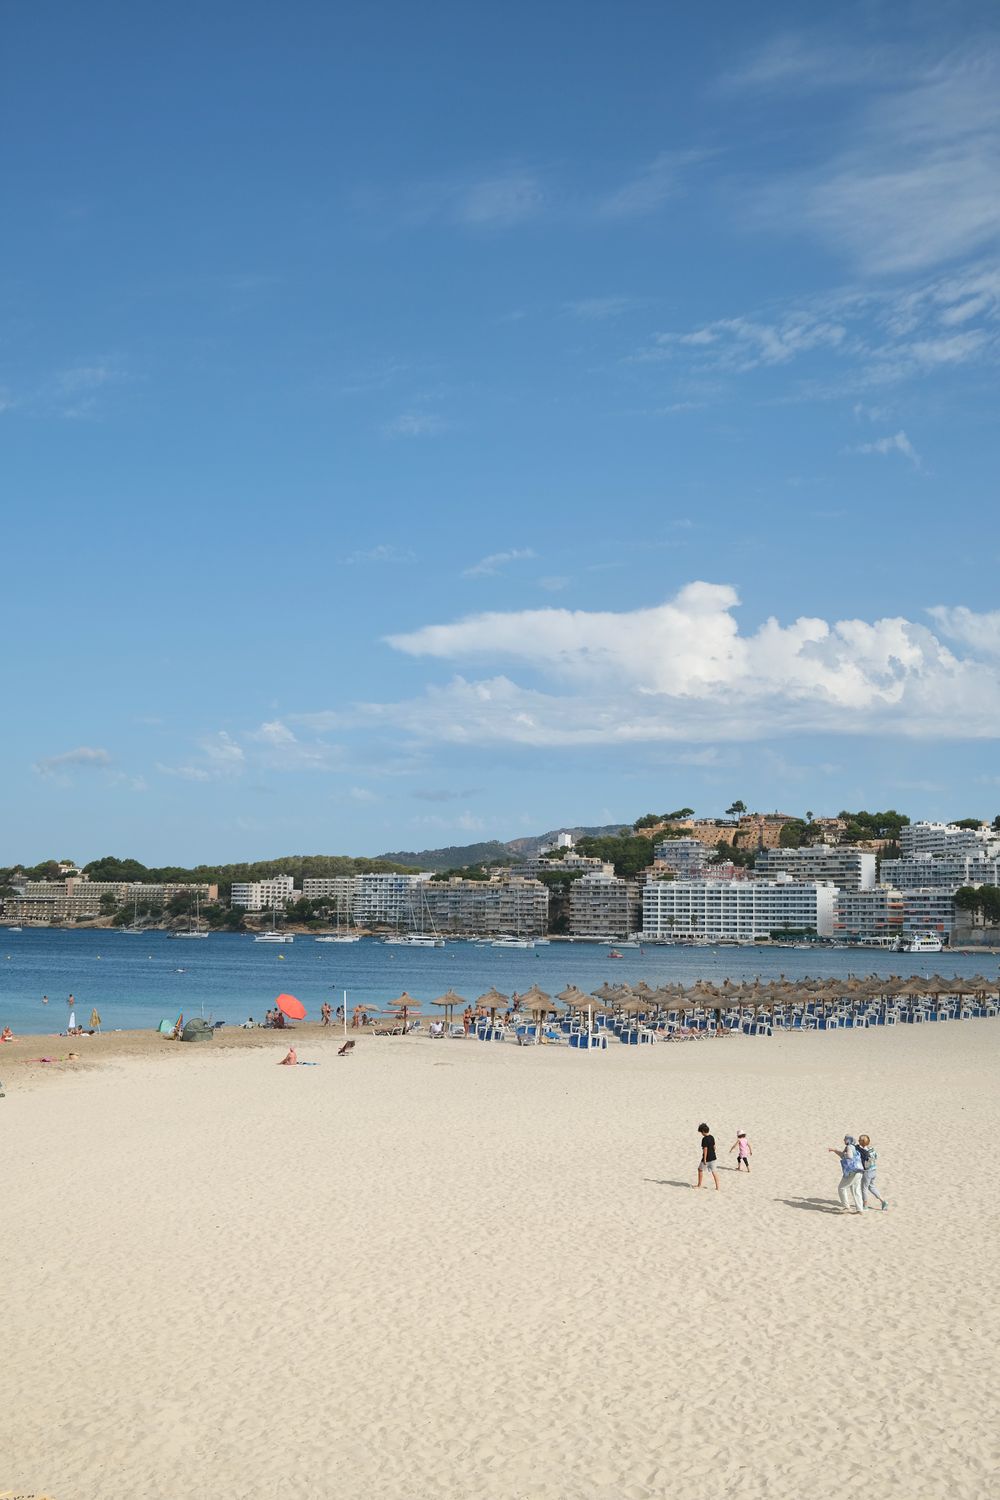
829, 1135, 865, 1214
696, 1123, 720, 1190
321, 1001, 332, 1026
858, 1135, 888, 1211
730, 1131, 753, 1172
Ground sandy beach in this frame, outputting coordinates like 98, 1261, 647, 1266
3, 1022, 998, 1500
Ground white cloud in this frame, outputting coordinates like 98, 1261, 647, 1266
364, 583, 1000, 745
349, 786, 378, 803
851, 429, 921, 466
200, 732, 245, 771
927, 605, 1000, 657
462, 547, 537, 578
34, 745, 112, 776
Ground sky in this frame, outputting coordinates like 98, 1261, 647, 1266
3, 0, 1000, 864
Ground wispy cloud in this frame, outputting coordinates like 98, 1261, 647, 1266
850, 429, 921, 466
639, 263, 1000, 394
564, 295, 636, 321
599, 150, 707, 218
156, 762, 211, 782
462, 547, 537, 578
744, 43, 1000, 275
341, 544, 416, 565
382, 410, 450, 439
412, 787, 485, 803
456, 171, 543, 227
34, 746, 112, 776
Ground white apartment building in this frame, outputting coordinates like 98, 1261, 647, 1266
230, 874, 297, 910
514, 853, 609, 880
880, 854, 1000, 890
352, 872, 431, 928
652, 837, 711, 878
754, 846, 876, 891
899, 822, 1000, 860
834, 887, 905, 943
642, 878, 837, 942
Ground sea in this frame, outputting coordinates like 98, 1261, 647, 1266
1, 928, 997, 1035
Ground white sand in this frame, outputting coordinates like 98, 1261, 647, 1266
3, 1023, 998, 1500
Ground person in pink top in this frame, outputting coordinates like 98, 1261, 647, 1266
729, 1131, 753, 1172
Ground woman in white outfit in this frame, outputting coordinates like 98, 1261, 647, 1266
828, 1134, 865, 1213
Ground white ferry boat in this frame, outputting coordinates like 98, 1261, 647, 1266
903, 932, 944, 953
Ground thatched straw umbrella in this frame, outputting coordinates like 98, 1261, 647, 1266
381, 993, 423, 1032
432, 989, 468, 1025
477, 986, 509, 1020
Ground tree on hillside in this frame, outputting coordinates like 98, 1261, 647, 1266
84, 856, 152, 882
725, 800, 747, 817
951, 818, 982, 830
574, 834, 656, 879
633, 808, 694, 830
99, 891, 119, 916
838, 810, 910, 842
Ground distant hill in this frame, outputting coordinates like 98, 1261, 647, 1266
378, 840, 517, 872
379, 825, 628, 872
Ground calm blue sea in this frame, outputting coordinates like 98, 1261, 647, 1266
0, 928, 997, 1034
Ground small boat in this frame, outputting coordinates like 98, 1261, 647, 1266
903, 932, 944, 953
6, 925, 22, 933
254, 930, 293, 943
383, 933, 444, 947
608, 948, 624, 960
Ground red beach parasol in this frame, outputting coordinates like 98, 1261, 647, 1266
275, 992, 306, 1021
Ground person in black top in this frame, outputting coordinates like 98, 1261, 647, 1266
697, 1122, 720, 1190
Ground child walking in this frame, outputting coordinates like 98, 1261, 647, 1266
857, 1134, 888, 1211
729, 1132, 753, 1172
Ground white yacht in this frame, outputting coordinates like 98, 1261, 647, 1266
315, 934, 360, 943
383, 933, 444, 948
903, 932, 944, 953
254, 930, 293, 943
490, 935, 534, 949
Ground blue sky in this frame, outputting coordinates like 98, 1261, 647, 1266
4, 0, 1000, 863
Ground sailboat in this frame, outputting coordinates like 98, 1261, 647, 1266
382, 885, 444, 946
171, 892, 210, 937
315, 893, 361, 942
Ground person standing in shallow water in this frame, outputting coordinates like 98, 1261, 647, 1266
696, 1123, 720, 1190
